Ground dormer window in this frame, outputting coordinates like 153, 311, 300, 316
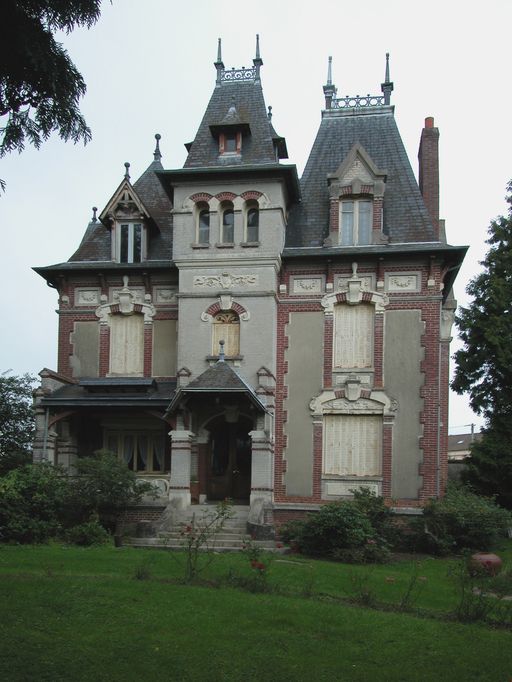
219, 131, 241, 155
117, 222, 144, 262
340, 200, 372, 246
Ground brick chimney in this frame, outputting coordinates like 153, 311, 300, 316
418, 116, 440, 238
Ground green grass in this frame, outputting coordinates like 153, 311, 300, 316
0, 543, 511, 681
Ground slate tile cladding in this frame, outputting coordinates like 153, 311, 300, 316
69, 158, 173, 263
286, 109, 436, 248
184, 79, 280, 168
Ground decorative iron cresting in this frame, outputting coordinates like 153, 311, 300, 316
221, 67, 255, 82
332, 94, 385, 109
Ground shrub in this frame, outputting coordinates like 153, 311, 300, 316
63, 519, 109, 546
413, 485, 512, 554
351, 487, 400, 546
0, 463, 69, 543
282, 502, 376, 558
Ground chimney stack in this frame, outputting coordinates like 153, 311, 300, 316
418, 116, 440, 238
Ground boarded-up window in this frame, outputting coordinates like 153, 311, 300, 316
152, 320, 177, 376
212, 311, 240, 356
70, 321, 99, 378
109, 313, 144, 376
323, 415, 381, 476
334, 303, 373, 368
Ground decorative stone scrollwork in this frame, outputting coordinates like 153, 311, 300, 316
321, 262, 388, 314
194, 273, 258, 289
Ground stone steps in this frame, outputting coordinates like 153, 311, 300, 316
123, 503, 277, 552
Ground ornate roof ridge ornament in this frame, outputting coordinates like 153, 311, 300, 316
323, 55, 337, 109
153, 133, 162, 162
124, 162, 130, 181
381, 52, 394, 105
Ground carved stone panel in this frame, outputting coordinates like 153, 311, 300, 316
153, 286, 177, 304
385, 272, 420, 292
325, 480, 380, 496
291, 276, 324, 295
193, 273, 258, 289
75, 288, 101, 306
110, 286, 145, 303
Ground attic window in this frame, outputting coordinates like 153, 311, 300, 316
116, 222, 145, 263
219, 132, 241, 155
340, 200, 372, 246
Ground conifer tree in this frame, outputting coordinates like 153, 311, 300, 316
452, 181, 512, 508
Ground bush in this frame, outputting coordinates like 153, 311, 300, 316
63, 519, 109, 546
0, 463, 69, 543
282, 502, 376, 558
413, 485, 512, 554
70, 450, 155, 532
351, 487, 399, 546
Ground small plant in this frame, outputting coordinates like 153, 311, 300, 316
133, 556, 154, 581
177, 499, 233, 583
63, 519, 109, 546
346, 569, 378, 608
241, 538, 272, 593
397, 562, 428, 611
449, 557, 499, 623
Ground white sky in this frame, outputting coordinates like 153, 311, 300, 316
1, 0, 510, 434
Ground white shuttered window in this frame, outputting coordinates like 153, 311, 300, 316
334, 303, 373, 368
323, 415, 381, 476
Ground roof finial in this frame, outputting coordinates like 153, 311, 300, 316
92, 206, 97, 223
124, 162, 130, 180
381, 52, 394, 105
323, 55, 337, 110
253, 34, 263, 81
267, 105, 272, 121
153, 133, 162, 162
215, 38, 224, 85
218, 339, 225, 362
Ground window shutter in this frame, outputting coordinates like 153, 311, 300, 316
334, 303, 373, 368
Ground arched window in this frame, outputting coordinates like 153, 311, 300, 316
246, 206, 259, 242
197, 203, 210, 244
212, 311, 240, 357
221, 205, 234, 243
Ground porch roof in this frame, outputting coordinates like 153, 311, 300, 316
166, 361, 266, 415
40, 379, 176, 408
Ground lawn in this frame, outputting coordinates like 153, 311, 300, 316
1, 543, 511, 681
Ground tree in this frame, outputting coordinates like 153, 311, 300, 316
0, 1, 102, 188
452, 181, 512, 507
0, 372, 36, 475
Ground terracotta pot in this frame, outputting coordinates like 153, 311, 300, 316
469, 552, 502, 576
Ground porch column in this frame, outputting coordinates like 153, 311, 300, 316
58, 420, 78, 473
168, 430, 194, 509
249, 430, 273, 506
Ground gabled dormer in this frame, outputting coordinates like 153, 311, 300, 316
326, 143, 388, 247
99, 164, 152, 263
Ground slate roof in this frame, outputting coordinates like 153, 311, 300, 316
286, 107, 437, 248
40, 379, 176, 408
184, 78, 282, 168
166, 360, 266, 414
66, 157, 173, 264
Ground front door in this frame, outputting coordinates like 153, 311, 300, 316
207, 416, 252, 502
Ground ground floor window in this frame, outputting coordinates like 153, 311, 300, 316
323, 415, 381, 476
105, 431, 167, 472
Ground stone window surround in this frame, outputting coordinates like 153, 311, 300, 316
188, 191, 267, 248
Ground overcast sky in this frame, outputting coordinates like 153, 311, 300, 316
1, 0, 510, 433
